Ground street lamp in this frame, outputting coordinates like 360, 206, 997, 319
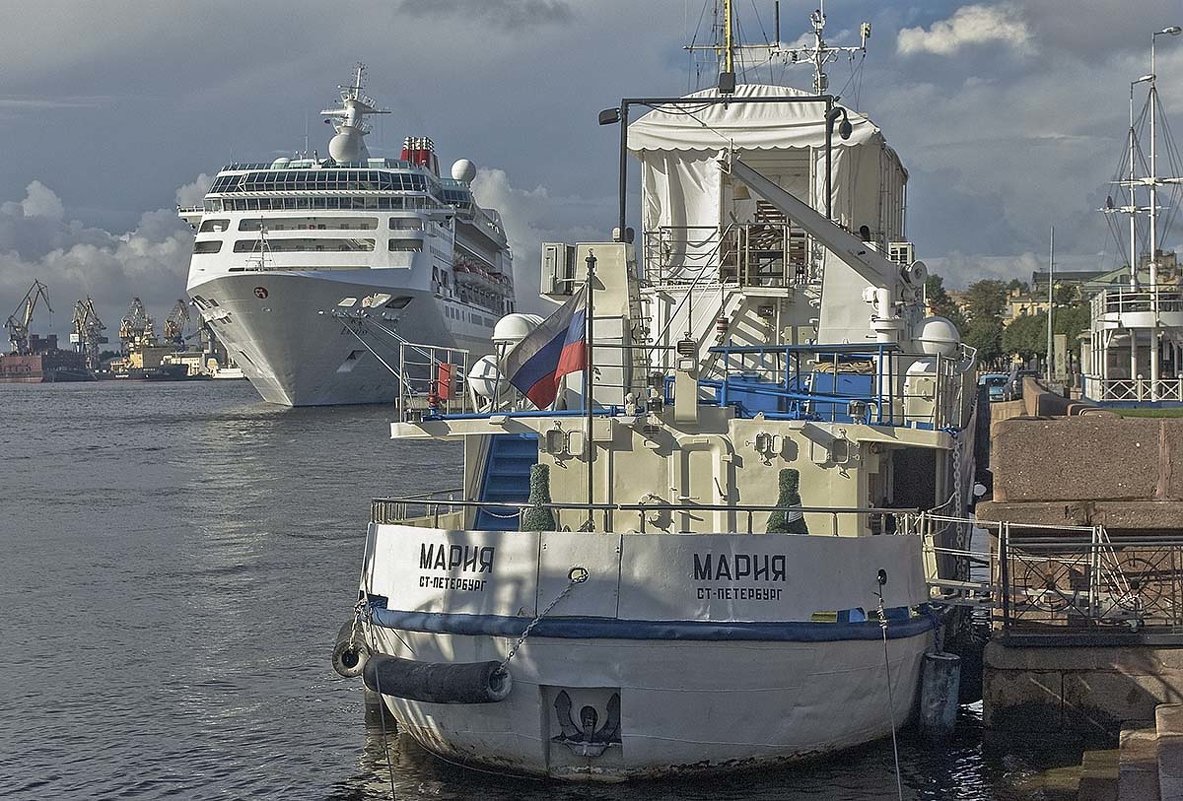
1152, 26, 1181, 80
1147, 25, 1179, 399
823, 106, 852, 221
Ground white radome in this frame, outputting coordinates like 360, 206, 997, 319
916, 316, 960, 357
492, 313, 542, 347
330, 130, 364, 163
451, 158, 477, 183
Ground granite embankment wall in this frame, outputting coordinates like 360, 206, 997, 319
976, 380, 1183, 533
979, 379, 1183, 749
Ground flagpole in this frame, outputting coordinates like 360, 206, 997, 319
585, 250, 596, 530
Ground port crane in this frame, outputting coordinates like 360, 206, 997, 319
162, 299, 192, 347
70, 297, 108, 370
5, 279, 52, 355
118, 297, 156, 354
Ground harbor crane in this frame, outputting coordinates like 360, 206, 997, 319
162, 299, 192, 347
5, 279, 52, 355
70, 297, 108, 370
118, 297, 155, 354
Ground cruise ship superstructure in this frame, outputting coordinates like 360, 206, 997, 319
181, 65, 514, 406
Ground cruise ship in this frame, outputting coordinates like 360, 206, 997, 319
180, 66, 514, 406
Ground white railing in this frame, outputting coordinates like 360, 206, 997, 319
1092, 286, 1183, 316
1085, 376, 1183, 402
642, 223, 817, 287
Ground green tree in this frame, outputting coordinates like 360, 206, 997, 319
924, 274, 967, 332
1001, 305, 1091, 361
963, 279, 1008, 365
965, 279, 1007, 320
1001, 314, 1045, 360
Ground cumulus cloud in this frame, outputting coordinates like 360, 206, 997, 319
470, 167, 613, 313
0, 181, 194, 341
19, 180, 64, 220
175, 174, 212, 209
897, 4, 1031, 57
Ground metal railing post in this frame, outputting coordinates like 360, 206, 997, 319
1000, 522, 1011, 635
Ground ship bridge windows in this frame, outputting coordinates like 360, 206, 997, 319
193, 240, 223, 254
217, 170, 430, 194
238, 217, 378, 232
205, 197, 434, 213
233, 238, 375, 253
198, 219, 230, 233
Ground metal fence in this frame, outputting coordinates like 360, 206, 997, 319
995, 522, 1183, 643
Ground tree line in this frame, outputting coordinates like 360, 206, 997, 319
924, 275, 1089, 369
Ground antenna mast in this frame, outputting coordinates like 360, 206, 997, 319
685, 1, 870, 96
772, 1, 870, 95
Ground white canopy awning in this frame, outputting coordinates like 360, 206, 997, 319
627, 84, 879, 153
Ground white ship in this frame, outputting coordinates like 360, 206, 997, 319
181, 65, 514, 406
332, 4, 977, 782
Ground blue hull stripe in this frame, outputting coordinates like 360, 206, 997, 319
370, 608, 938, 643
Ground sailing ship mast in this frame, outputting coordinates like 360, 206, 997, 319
684, 0, 869, 95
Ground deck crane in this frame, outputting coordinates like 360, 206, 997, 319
118, 297, 155, 354
5, 279, 52, 355
70, 297, 108, 370
162, 299, 192, 348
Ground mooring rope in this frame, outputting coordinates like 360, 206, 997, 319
876, 574, 905, 801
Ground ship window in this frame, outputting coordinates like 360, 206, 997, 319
193, 240, 223, 254
233, 238, 375, 253
389, 240, 423, 252
199, 219, 229, 233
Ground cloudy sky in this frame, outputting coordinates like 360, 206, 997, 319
1, 0, 1182, 336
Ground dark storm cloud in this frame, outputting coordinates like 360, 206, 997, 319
0, 0, 1181, 310
396, 0, 574, 29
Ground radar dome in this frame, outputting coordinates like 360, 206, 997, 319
451, 159, 477, 183
493, 313, 543, 347
916, 316, 960, 357
329, 130, 365, 163
468, 355, 505, 399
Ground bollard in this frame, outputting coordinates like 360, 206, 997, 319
919, 651, 961, 738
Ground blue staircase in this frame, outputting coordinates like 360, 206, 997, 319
475, 434, 539, 531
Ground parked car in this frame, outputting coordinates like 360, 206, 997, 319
1004, 368, 1041, 401
978, 372, 1009, 402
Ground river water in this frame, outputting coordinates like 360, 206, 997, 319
0, 381, 1074, 800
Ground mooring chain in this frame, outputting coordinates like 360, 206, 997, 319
498, 566, 589, 673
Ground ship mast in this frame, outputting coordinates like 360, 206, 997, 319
771, 1, 870, 95
320, 63, 389, 163
685, 1, 869, 96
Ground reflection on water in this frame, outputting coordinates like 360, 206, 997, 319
0, 381, 1079, 800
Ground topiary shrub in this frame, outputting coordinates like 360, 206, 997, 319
520, 463, 556, 531
767, 467, 809, 534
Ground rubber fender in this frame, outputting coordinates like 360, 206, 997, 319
332, 619, 371, 679
362, 653, 512, 704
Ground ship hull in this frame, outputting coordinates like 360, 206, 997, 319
368, 625, 930, 781
356, 524, 935, 781
188, 271, 492, 406
0, 353, 91, 383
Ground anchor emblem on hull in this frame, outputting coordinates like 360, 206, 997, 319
551, 690, 621, 757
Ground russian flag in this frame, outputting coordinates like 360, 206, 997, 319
504, 286, 587, 409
